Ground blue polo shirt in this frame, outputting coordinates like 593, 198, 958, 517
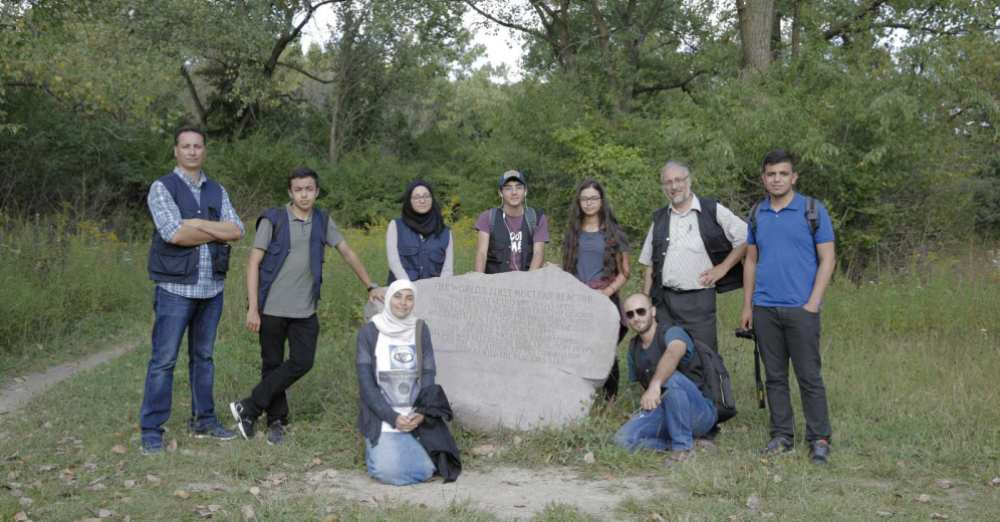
747, 193, 834, 307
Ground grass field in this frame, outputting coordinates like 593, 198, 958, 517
2, 220, 999, 520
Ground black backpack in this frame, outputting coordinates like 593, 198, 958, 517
692, 340, 737, 423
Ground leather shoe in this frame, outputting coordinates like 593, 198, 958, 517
762, 436, 793, 455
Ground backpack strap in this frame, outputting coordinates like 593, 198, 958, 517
488, 208, 498, 233
804, 196, 818, 236
493, 206, 541, 237
748, 200, 763, 239
524, 207, 537, 236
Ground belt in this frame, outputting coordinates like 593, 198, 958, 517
664, 286, 709, 294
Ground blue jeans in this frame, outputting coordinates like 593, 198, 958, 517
614, 372, 717, 452
140, 287, 224, 442
365, 433, 435, 486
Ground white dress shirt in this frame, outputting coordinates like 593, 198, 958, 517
638, 195, 747, 291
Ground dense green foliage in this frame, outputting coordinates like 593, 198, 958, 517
2, 1, 998, 275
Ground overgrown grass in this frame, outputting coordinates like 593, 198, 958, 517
2, 220, 999, 520
0, 215, 149, 379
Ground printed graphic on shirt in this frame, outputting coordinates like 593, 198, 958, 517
509, 230, 523, 256
377, 344, 418, 407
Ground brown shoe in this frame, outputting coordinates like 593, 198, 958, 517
695, 438, 717, 451
663, 449, 694, 467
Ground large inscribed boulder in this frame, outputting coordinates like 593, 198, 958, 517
413, 266, 620, 431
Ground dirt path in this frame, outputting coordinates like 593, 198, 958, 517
300, 466, 667, 520
0, 341, 137, 416
0, 342, 665, 520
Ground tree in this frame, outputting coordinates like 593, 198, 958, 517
1, 1, 350, 138
464, 0, 722, 114
302, 0, 470, 163
737, 0, 775, 76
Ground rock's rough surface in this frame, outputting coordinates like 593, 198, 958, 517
413, 266, 620, 431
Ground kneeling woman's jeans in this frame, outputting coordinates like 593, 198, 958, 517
365, 433, 435, 486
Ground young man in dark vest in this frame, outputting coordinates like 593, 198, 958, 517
473, 170, 550, 273
740, 149, 836, 464
639, 160, 748, 353
141, 126, 245, 454
230, 167, 385, 445
613, 293, 718, 465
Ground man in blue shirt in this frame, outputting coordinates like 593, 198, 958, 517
740, 149, 836, 464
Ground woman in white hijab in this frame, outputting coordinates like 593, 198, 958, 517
355, 279, 436, 485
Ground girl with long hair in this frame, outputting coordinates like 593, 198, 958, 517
562, 178, 630, 399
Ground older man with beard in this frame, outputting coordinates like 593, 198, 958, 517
639, 161, 747, 353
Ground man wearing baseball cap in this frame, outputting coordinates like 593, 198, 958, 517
473, 170, 550, 273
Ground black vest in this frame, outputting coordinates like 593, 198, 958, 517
650, 197, 742, 305
147, 172, 230, 284
255, 207, 328, 310
630, 325, 709, 400
485, 207, 541, 274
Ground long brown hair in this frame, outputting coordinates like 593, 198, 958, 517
561, 178, 628, 280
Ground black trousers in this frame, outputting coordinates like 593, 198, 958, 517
753, 306, 831, 443
654, 287, 718, 352
245, 314, 320, 426
602, 323, 628, 400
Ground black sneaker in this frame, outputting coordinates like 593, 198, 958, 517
189, 419, 238, 441
229, 401, 256, 440
141, 437, 164, 456
809, 439, 831, 465
266, 422, 285, 446
762, 436, 793, 455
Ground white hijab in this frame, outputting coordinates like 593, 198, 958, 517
372, 279, 418, 342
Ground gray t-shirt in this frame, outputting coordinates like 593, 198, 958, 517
254, 207, 343, 318
574, 230, 628, 284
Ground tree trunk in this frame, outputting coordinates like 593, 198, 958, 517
771, 8, 783, 62
328, 89, 342, 164
791, 0, 801, 60
328, 5, 359, 165
737, 0, 775, 76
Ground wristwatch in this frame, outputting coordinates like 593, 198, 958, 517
367, 282, 379, 292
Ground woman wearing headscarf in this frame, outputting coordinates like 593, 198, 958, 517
385, 180, 453, 284
562, 178, 631, 400
355, 279, 436, 485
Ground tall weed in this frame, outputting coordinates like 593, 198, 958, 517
0, 215, 147, 363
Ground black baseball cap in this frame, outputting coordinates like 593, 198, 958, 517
498, 170, 527, 188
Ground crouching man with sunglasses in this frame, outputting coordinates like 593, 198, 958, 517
613, 293, 718, 466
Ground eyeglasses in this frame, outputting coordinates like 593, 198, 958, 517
624, 307, 648, 320
410, 195, 432, 202
661, 176, 689, 188
502, 184, 525, 193
579, 196, 602, 204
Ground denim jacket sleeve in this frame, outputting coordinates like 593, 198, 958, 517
355, 323, 399, 426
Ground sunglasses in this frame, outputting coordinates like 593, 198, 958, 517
624, 307, 648, 320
